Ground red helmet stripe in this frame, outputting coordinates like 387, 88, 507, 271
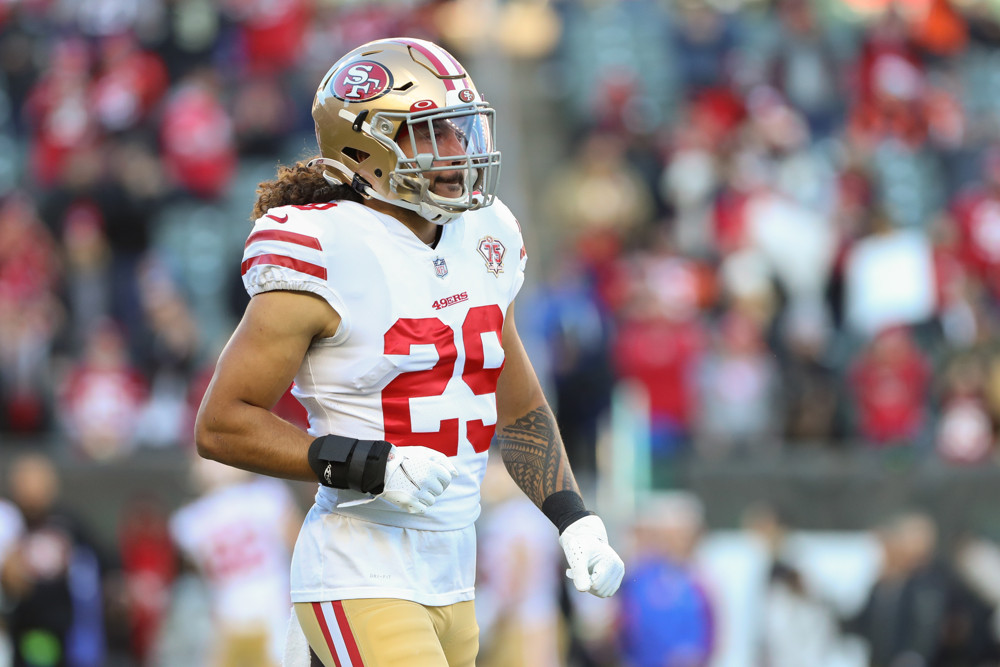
396, 38, 462, 90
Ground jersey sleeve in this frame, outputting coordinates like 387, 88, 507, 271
491, 199, 528, 305
241, 205, 350, 341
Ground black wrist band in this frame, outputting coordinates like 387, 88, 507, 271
307, 435, 392, 493
541, 490, 595, 534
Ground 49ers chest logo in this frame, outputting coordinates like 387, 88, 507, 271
478, 236, 505, 276
331, 60, 393, 102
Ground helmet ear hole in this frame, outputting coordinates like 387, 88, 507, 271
342, 148, 370, 165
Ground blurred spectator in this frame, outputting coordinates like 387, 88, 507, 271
57, 321, 147, 461
740, 100, 838, 309
0, 453, 108, 667
47, 157, 111, 354
613, 282, 706, 460
133, 262, 200, 449
22, 38, 99, 189
848, 326, 932, 448
660, 132, 720, 259
764, 0, 846, 137
777, 302, 843, 444
911, 0, 969, 58
168, 457, 300, 667
843, 512, 999, 665
221, 0, 310, 77
616, 491, 715, 667
743, 504, 839, 667
531, 256, 614, 478
231, 76, 295, 157
934, 353, 996, 464
695, 308, 780, 458
159, 69, 236, 201
670, 1, 736, 94
951, 146, 1000, 303
117, 495, 176, 664
545, 131, 654, 276
476, 457, 564, 667
97, 137, 164, 350
843, 218, 937, 338
145, 0, 223, 82
954, 533, 1000, 644
849, 8, 929, 150
90, 35, 168, 135
0, 194, 62, 434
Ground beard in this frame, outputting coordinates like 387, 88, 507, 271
430, 172, 465, 197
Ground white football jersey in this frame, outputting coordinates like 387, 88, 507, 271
169, 477, 297, 661
242, 199, 526, 532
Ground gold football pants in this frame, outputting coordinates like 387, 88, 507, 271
294, 599, 478, 667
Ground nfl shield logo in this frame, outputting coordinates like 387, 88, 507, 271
433, 257, 448, 278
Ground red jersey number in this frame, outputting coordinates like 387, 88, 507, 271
381, 305, 504, 456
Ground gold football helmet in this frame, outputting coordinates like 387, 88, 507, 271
310, 38, 501, 224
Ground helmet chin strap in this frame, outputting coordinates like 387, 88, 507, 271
309, 157, 463, 225
371, 188, 459, 225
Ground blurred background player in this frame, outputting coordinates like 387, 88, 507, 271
168, 456, 299, 667
475, 456, 565, 667
195, 37, 625, 667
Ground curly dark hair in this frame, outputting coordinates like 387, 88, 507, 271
251, 158, 363, 220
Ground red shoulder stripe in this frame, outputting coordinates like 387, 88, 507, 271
245, 229, 322, 251
241, 254, 327, 280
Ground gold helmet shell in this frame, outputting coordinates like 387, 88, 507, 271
311, 38, 501, 224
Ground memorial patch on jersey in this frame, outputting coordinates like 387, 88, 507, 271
433, 257, 448, 278
477, 236, 506, 276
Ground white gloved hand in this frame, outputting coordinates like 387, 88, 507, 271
559, 515, 625, 598
377, 445, 458, 514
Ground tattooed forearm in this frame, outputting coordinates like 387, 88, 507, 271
496, 405, 580, 508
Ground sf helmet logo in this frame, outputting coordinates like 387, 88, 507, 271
331, 61, 393, 102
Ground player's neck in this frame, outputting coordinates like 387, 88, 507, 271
366, 199, 440, 246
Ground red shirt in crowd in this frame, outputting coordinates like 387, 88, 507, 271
849, 327, 931, 445
160, 82, 236, 200
950, 186, 1000, 299
613, 314, 705, 429
91, 36, 169, 133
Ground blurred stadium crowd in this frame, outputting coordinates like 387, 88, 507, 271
5, 0, 1000, 664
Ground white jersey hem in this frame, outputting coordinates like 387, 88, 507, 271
290, 586, 475, 607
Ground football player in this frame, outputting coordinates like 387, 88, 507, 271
195, 38, 624, 667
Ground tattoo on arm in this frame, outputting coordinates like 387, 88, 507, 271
496, 405, 580, 508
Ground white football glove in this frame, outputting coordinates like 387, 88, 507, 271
559, 515, 625, 598
377, 445, 458, 514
